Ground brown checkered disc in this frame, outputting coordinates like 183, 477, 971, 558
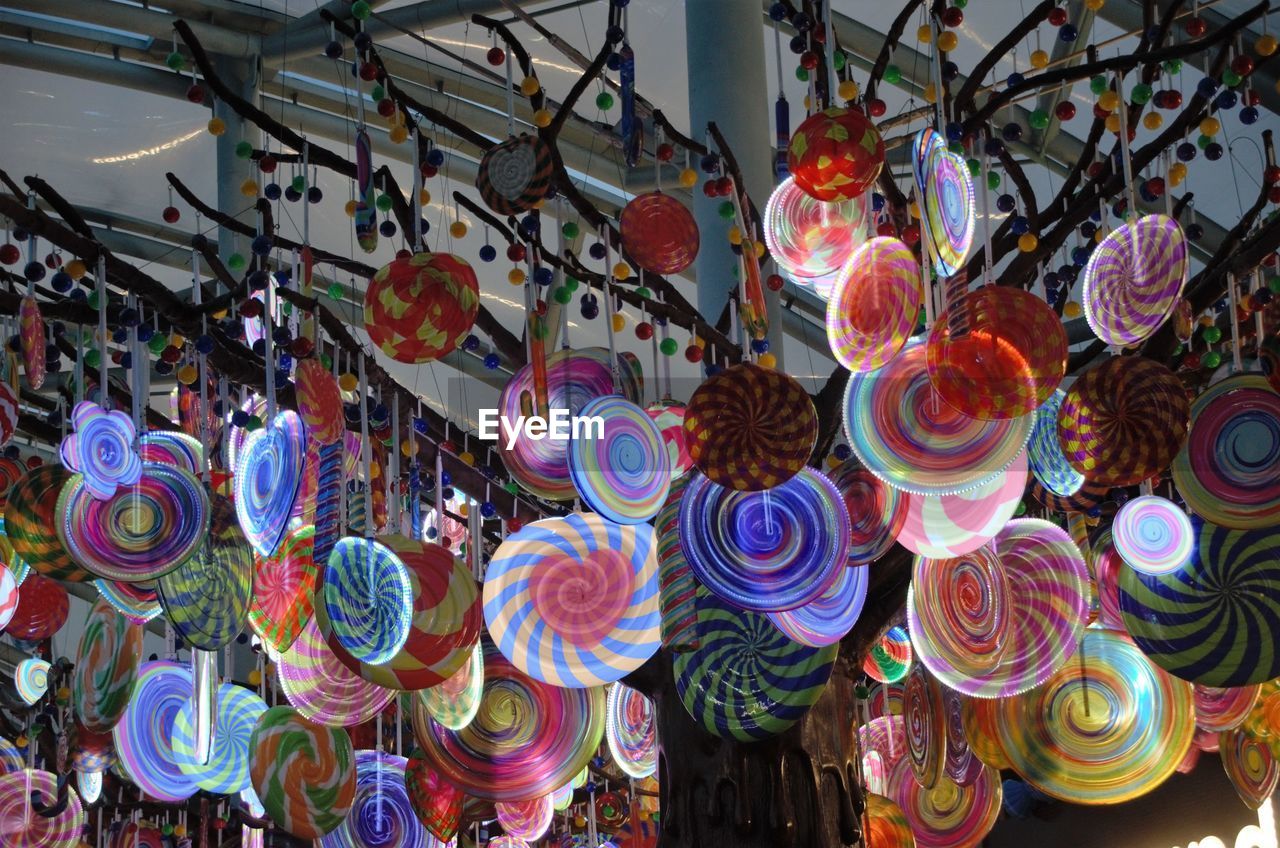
683, 362, 817, 492
619, 192, 699, 275
476, 135, 553, 216
1057, 356, 1190, 487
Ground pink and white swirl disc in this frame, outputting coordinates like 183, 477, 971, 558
1112, 495, 1194, 576
896, 450, 1028, 559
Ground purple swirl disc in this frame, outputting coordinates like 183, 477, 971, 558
0, 768, 85, 848
235, 410, 305, 559
1194, 683, 1261, 733
138, 431, 204, 474
767, 563, 868, 647
859, 715, 907, 796
923, 142, 975, 276
830, 458, 908, 566
606, 683, 657, 779
58, 462, 211, 583
319, 750, 429, 848
943, 687, 984, 786
891, 757, 1002, 848
112, 660, 199, 802
59, 401, 142, 500
1112, 495, 1194, 576
678, 469, 850, 612
1083, 214, 1188, 346
568, 396, 671, 525
278, 618, 396, 728
958, 519, 1089, 699
763, 176, 870, 299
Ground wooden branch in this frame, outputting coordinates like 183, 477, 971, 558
952, 0, 1056, 115
471, 13, 547, 114
544, 33, 616, 140
867, 0, 923, 104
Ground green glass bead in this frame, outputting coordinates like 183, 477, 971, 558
1223, 69, 1242, 87
718, 201, 736, 220
321, 353, 333, 369
327, 282, 345, 300
853, 683, 871, 699
659, 337, 678, 356
148, 334, 168, 354
833, 51, 847, 71
987, 171, 1001, 190
1089, 75, 1107, 95
292, 175, 307, 192
948, 140, 964, 155
795, 66, 809, 82
1162, 59, 1182, 75
884, 65, 902, 84
562, 221, 579, 239
166, 51, 185, 71
953, 0, 966, 8
84, 349, 101, 369
234, 141, 254, 159
246, 414, 264, 431
371, 84, 386, 101
1015, 501, 1027, 516
595, 91, 614, 110
1197, 134, 1212, 149
634, 286, 652, 300
227, 253, 246, 271
1131, 83, 1153, 105
564, 276, 579, 292
86, 291, 100, 310
351, 0, 372, 20
967, 158, 981, 177
553, 286, 572, 304
375, 193, 394, 212
1202, 350, 1223, 369
1202, 326, 1222, 343
1267, 276, 1280, 294
504, 481, 519, 495
281, 302, 293, 316
1029, 108, 1050, 129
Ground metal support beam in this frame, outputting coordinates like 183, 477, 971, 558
0, 0, 260, 57
1032, 0, 1097, 156
214, 56, 258, 270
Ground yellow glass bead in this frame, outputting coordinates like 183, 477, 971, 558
1104, 113, 1121, 133
533, 198, 546, 209
826, 455, 842, 470
1030, 49, 1050, 69
212, 309, 228, 320
1018, 233, 1039, 252
1258, 34, 1279, 57
1169, 162, 1187, 182
338, 373, 358, 392
757, 352, 777, 368
909, 200, 920, 219
344, 200, 358, 218
837, 79, 860, 101
1098, 90, 1120, 112
923, 83, 937, 104
174, 826, 188, 838
678, 168, 698, 188
57, 686, 71, 701
574, 816, 587, 828
727, 226, 743, 245
937, 31, 959, 52
1200, 116, 1220, 136
459, 451, 475, 467
248, 670, 261, 686
520, 76, 540, 96
1198, 314, 1216, 327
508, 268, 526, 285
611, 313, 626, 333
1064, 301, 1082, 318
803, 94, 812, 111
1084, 0, 1104, 9
176, 364, 198, 385
532, 108, 553, 128
612, 262, 631, 280
458, 503, 468, 517
449, 221, 468, 238
917, 24, 933, 43
1094, 228, 1106, 243
369, 463, 381, 480
66, 259, 86, 280
401, 439, 414, 457
1142, 111, 1163, 130
419, 188, 431, 206
170, 333, 186, 348
207, 117, 227, 136
239, 179, 259, 198
388, 124, 409, 144
755, 240, 766, 259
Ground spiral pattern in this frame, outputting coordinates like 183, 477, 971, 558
411, 641, 605, 801
830, 458, 908, 565
404, 748, 463, 842
249, 706, 357, 839
896, 449, 1027, 559
1119, 516, 1280, 687
568, 396, 671, 524
73, 595, 143, 733
113, 660, 198, 802
763, 176, 869, 297
620, 191, 700, 275
59, 401, 142, 500
296, 358, 345, 445
318, 750, 429, 848
138, 430, 203, 473
891, 760, 1002, 848
1220, 727, 1279, 809
826, 237, 922, 372
0, 566, 14, 632
859, 715, 907, 796
607, 683, 657, 779
235, 410, 305, 558
1112, 495, 1194, 575
362, 252, 480, 366
645, 402, 693, 480
157, 496, 253, 650
1027, 389, 1086, 499
477, 134, 552, 215
13, 658, 48, 705
908, 546, 1011, 692
59, 462, 210, 582
1171, 374, 1280, 530
1058, 356, 1189, 487
418, 641, 483, 731
995, 627, 1196, 804
316, 536, 413, 668
922, 142, 975, 277
962, 519, 1089, 698
18, 295, 44, 390
1194, 684, 1261, 733
864, 793, 916, 848
943, 688, 983, 786
0, 768, 84, 848
94, 579, 162, 624
496, 795, 554, 841
672, 593, 836, 741
484, 513, 660, 688
5, 464, 84, 582
678, 469, 849, 612
655, 477, 699, 653
172, 683, 267, 794
1083, 214, 1188, 346
767, 561, 867, 647
905, 663, 946, 790
247, 522, 318, 655
278, 618, 395, 727
864, 625, 912, 684
844, 340, 1033, 496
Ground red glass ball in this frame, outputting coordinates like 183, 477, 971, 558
1264, 165, 1280, 185
506, 244, 527, 262
1054, 101, 1076, 121
715, 176, 734, 196
162, 206, 181, 224
634, 322, 654, 341
942, 7, 964, 27
533, 299, 547, 316
1231, 54, 1255, 77
395, 248, 413, 260
1246, 90, 1262, 107
358, 61, 379, 82
702, 180, 718, 198
161, 345, 183, 364
487, 46, 506, 66
867, 98, 887, 117
1269, 185, 1280, 205
766, 273, 785, 292
289, 337, 315, 358
0, 244, 18, 265
507, 518, 523, 532
902, 223, 921, 245
1093, 102, 1111, 119
258, 155, 277, 174
239, 298, 264, 319
1146, 177, 1165, 197
24, 455, 42, 470
376, 98, 396, 118
656, 143, 675, 162
1162, 90, 1183, 109
421, 164, 438, 179
185, 84, 205, 104
1087, 162, 1105, 178
684, 344, 704, 364
1184, 16, 1207, 37
800, 51, 819, 70
45, 253, 61, 268
1183, 351, 1202, 370
1047, 6, 1068, 26
876, 221, 897, 237
440, 439, 457, 453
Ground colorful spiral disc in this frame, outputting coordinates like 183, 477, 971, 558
606, 683, 657, 779
826, 237, 922, 372
896, 449, 1027, 559
235, 410, 306, 558
922, 142, 975, 277
943, 688, 984, 787
0, 566, 14, 631
672, 593, 836, 741
59, 462, 210, 583
890, 760, 1002, 848
14, 658, 49, 705
619, 191, 700, 275
645, 402, 694, 480
405, 748, 463, 842
484, 513, 660, 688
5, 464, 85, 582
113, 660, 199, 803
844, 339, 1033, 496
4, 571, 66, 640
568, 396, 671, 524
1171, 374, 1280, 530
864, 793, 916, 848
864, 625, 913, 684
247, 522, 318, 655
73, 595, 143, 734
172, 683, 268, 794
1220, 727, 1279, 809
417, 641, 483, 731
1194, 684, 1261, 733
248, 706, 357, 839
0, 768, 84, 848
277, 618, 396, 727
994, 626, 1196, 804
905, 663, 947, 790
1057, 356, 1190, 487
961, 519, 1089, 699
1119, 516, 1280, 687
138, 431, 204, 474
908, 546, 1012, 691
830, 457, 908, 565
156, 496, 253, 650
655, 477, 700, 653
1092, 530, 1125, 630
1112, 495, 1194, 576
316, 536, 413, 668
678, 469, 849, 612
763, 176, 869, 298
319, 750, 429, 848
860, 715, 907, 795
1027, 389, 1086, 498
411, 641, 605, 801
766, 561, 867, 647
476, 134, 552, 216
58, 401, 142, 500
925, 287, 1068, 420
94, 579, 162, 624
683, 362, 817, 492
496, 795, 554, 842
1083, 214, 1188, 346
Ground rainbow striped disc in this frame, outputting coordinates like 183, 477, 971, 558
0, 769, 84, 848
317, 536, 413, 668
172, 683, 267, 794
904, 663, 946, 790
864, 625, 912, 684
568, 396, 671, 524
248, 706, 357, 839
483, 513, 660, 688
864, 793, 916, 848
826, 237, 922, 373
1027, 389, 1085, 498
890, 759, 1002, 848
766, 562, 868, 647
277, 618, 396, 727
606, 682, 657, 779
113, 661, 198, 803
319, 750, 430, 848
72, 595, 143, 734
1194, 683, 1261, 733
922, 142, 975, 276
417, 641, 483, 732
235, 410, 305, 559
1220, 727, 1279, 809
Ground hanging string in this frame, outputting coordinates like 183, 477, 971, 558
412, 128, 424, 253
96, 255, 108, 402
359, 355, 373, 539
1114, 70, 1139, 219
600, 226, 622, 391
1228, 272, 1244, 373
504, 39, 515, 139
822, 0, 837, 109
262, 215, 277, 426
979, 142, 994, 288
390, 393, 400, 535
